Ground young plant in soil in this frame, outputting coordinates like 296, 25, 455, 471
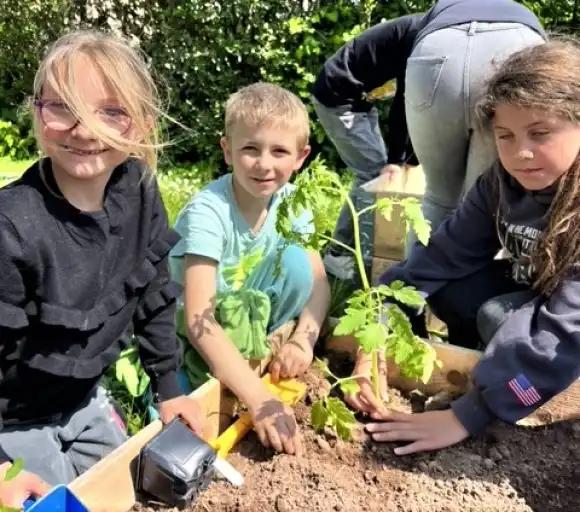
277, 156, 439, 439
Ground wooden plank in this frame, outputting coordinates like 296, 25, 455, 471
70, 321, 297, 511
326, 335, 480, 395
370, 256, 398, 285
362, 166, 425, 261
325, 334, 580, 426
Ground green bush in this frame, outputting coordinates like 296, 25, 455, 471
157, 160, 215, 225
0, 119, 35, 160
0, 0, 576, 167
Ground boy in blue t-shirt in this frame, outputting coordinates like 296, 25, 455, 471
170, 83, 330, 455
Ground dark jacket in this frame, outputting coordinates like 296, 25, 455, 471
381, 164, 580, 434
0, 159, 183, 429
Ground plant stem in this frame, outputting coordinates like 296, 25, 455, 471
345, 195, 370, 290
345, 195, 386, 401
356, 204, 378, 218
372, 351, 380, 399
320, 234, 357, 256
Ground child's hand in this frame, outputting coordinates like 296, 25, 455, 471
344, 350, 388, 414
0, 463, 50, 508
158, 395, 203, 435
365, 409, 469, 454
248, 393, 303, 456
270, 336, 314, 383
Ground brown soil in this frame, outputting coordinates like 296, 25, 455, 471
136, 358, 580, 512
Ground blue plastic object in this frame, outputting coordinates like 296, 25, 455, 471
23, 485, 88, 511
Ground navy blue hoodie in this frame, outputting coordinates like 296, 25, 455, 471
381, 164, 580, 434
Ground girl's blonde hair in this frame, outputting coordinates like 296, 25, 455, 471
476, 40, 580, 295
33, 30, 163, 172
224, 82, 310, 149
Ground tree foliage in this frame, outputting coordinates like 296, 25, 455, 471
0, 0, 576, 163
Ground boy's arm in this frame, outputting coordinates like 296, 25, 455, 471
270, 251, 330, 382
184, 255, 302, 455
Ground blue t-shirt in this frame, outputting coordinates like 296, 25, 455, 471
170, 173, 312, 293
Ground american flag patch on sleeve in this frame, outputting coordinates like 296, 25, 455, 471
507, 374, 542, 406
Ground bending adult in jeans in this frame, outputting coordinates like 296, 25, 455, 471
313, 0, 545, 274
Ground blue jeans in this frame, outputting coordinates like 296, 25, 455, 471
245, 244, 314, 331
312, 97, 383, 261
427, 260, 535, 349
406, 22, 544, 236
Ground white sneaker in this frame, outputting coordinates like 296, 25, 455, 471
323, 253, 355, 280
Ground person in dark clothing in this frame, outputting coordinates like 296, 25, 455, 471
0, 30, 202, 499
345, 41, 580, 454
314, 0, 545, 277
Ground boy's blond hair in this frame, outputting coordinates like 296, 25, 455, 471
33, 30, 163, 172
224, 82, 310, 149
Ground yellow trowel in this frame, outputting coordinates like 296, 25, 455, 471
208, 374, 307, 485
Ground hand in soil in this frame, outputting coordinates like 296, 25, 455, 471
365, 408, 469, 455
157, 395, 203, 434
249, 395, 303, 456
270, 336, 314, 383
344, 350, 387, 414
0, 463, 50, 508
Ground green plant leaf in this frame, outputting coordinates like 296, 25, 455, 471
4, 458, 23, 482
311, 400, 329, 432
334, 308, 367, 336
387, 281, 425, 308
356, 322, 387, 353
275, 156, 348, 252
339, 378, 359, 396
400, 198, 431, 246
222, 247, 264, 291
376, 197, 394, 220
326, 397, 356, 441
313, 358, 333, 379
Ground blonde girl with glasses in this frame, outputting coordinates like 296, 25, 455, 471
0, 30, 201, 504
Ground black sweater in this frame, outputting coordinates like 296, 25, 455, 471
0, 159, 183, 428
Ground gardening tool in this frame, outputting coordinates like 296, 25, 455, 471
210, 373, 307, 458
137, 374, 307, 508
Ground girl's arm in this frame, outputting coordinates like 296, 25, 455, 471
184, 255, 302, 455
270, 251, 330, 382
365, 279, 580, 455
133, 180, 202, 433
452, 278, 580, 434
